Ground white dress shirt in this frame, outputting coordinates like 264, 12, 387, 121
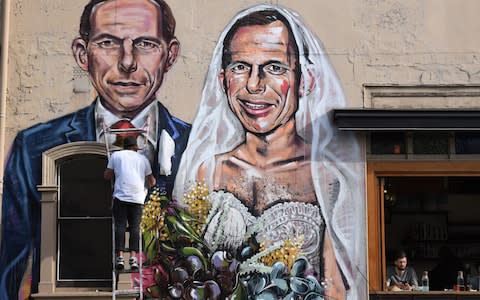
95, 99, 158, 164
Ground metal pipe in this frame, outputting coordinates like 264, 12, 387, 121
0, 0, 11, 197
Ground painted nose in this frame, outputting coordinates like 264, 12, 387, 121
246, 66, 265, 93
119, 38, 137, 73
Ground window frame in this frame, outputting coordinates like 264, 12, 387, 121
56, 155, 112, 285
37, 142, 109, 295
367, 161, 480, 292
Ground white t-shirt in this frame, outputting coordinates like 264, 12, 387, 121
107, 150, 152, 204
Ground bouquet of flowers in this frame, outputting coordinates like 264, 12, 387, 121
136, 183, 326, 299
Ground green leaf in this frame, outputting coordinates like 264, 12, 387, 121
178, 209, 199, 223
143, 230, 158, 264
145, 285, 161, 298
159, 241, 176, 253
166, 215, 203, 244
230, 281, 248, 300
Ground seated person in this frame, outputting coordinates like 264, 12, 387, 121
386, 250, 418, 291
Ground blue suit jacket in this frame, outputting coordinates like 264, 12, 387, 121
0, 101, 190, 299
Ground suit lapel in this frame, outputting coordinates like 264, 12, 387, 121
157, 102, 181, 141
65, 102, 97, 142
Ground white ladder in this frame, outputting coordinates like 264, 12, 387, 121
103, 119, 150, 300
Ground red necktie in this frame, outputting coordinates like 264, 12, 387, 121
109, 119, 141, 147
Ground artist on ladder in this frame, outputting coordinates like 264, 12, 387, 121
104, 136, 156, 271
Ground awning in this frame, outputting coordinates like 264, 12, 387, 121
333, 109, 480, 131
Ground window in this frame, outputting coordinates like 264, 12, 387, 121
384, 176, 480, 292
37, 142, 111, 295
366, 161, 480, 292
455, 132, 480, 154
57, 155, 112, 286
412, 133, 449, 154
369, 132, 480, 158
371, 132, 406, 154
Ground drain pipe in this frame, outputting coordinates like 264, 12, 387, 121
0, 0, 11, 196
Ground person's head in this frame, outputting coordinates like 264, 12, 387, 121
393, 250, 408, 271
72, 0, 179, 118
123, 136, 138, 150
219, 10, 308, 135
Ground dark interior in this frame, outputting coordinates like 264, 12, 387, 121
384, 176, 480, 291
58, 155, 112, 287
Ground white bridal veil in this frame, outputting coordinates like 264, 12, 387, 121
173, 4, 366, 299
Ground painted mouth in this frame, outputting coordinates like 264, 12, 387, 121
111, 81, 142, 87
109, 81, 144, 94
240, 100, 273, 117
244, 102, 268, 109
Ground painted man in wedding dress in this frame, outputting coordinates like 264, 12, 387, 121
174, 5, 366, 299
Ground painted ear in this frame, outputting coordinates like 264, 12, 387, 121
299, 68, 316, 97
72, 38, 89, 71
165, 38, 180, 72
218, 70, 226, 92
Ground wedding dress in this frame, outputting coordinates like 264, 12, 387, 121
173, 4, 366, 299
204, 191, 325, 273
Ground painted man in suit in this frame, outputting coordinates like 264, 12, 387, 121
0, 0, 190, 298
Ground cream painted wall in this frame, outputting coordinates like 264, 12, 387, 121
4, 0, 480, 151
2, 1, 480, 296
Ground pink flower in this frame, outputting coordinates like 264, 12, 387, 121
131, 263, 169, 291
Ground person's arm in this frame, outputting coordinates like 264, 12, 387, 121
142, 156, 155, 187
398, 271, 416, 290
385, 266, 393, 290
146, 174, 156, 188
105, 154, 115, 180
409, 267, 419, 288
323, 228, 347, 299
0, 134, 37, 299
197, 162, 207, 182
386, 283, 397, 291
104, 168, 114, 180
390, 280, 410, 291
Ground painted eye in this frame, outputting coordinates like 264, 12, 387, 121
96, 39, 118, 49
229, 63, 250, 74
264, 64, 288, 75
135, 40, 160, 50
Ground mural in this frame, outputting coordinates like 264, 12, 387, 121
140, 4, 366, 300
0, 0, 190, 299
0, 1, 366, 300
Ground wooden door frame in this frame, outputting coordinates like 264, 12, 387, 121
367, 160, 480, 292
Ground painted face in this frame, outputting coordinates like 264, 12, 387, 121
85, 0, 176, 117
222, 21, 299, 134
395, 257, 407, 271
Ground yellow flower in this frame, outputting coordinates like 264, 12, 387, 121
140, 188, 167, 233
259, 236, 304, 270
182, 181, 211, 235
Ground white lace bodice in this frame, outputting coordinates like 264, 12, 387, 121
203, 191, 325, 271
